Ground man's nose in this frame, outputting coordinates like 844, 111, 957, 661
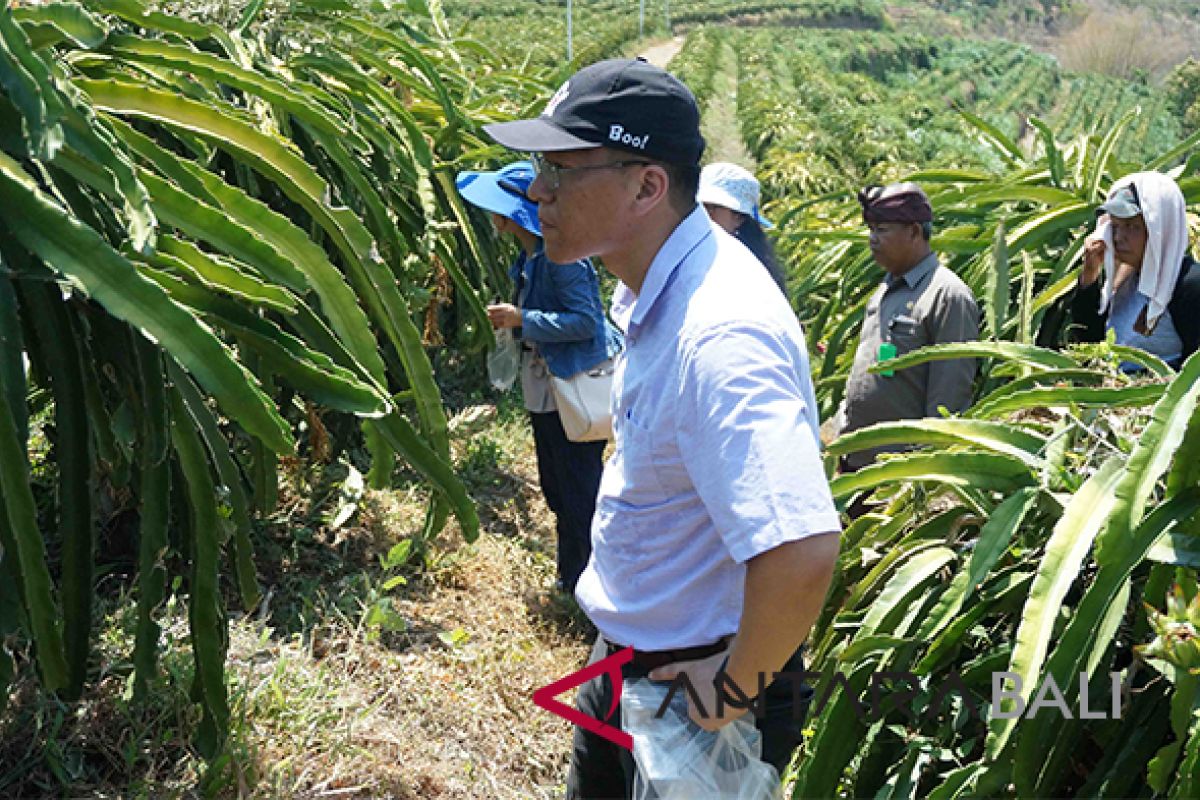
527, 173, 552, 203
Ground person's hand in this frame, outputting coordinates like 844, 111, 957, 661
1081, 235, 1105, 288
649, 649, 749, 732
487, 303, 522, 329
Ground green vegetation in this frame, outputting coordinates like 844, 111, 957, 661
441, 0, 887, 72
906, 0, 1072, 19
0, 0, 542, 789
1168, 57, 1200, 128
1104, 0, 1200, 21
787, 218, 1200, 793
672, 14, 1200, 796
894, 0, 1199, 29
688, 26, 1182, 198
782, 148, 1200, 793
679, 20, 1200, 795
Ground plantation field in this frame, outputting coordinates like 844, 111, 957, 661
441, 0, 887, 71
664, 19, 1200, 796
669, 25, 1182, 198
4, 0, 1200, 797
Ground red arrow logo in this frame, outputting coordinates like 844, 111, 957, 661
532, 647, 635, 751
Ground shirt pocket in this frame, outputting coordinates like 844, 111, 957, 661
887, 313, 927, 353
610, 408, 666, 502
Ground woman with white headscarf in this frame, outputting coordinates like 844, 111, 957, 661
1070, 171, 1200, 369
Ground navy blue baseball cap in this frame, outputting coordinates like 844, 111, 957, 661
484, 58, 705, 165
455, 161, 541, 236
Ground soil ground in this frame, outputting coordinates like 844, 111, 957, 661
636, 35, 684, 68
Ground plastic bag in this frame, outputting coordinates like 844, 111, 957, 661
621, 677, 780, 800
487, 327, 519, 392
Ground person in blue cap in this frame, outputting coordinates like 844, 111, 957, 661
697, 162, 786, 292
455, 161, 623, 595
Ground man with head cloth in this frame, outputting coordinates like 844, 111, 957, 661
834, 182, 981, 471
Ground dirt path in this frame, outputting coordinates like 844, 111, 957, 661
637, 34, 753, 167
637, 35, 684, 68
701, 38, 756, 167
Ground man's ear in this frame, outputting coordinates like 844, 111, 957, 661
634, 164, 671, 212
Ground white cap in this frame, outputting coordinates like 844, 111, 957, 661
696, 162, 773, 229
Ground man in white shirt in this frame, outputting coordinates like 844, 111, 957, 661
486, 58, 840, 798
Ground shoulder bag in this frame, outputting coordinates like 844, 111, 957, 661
551, 362, 614, 442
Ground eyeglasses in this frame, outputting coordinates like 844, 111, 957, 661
531, 152, 652, 192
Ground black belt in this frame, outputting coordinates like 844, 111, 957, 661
604, 636, 732, 671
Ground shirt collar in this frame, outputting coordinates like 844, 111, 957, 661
611, 206, 712, 333
888, 251, 938, 290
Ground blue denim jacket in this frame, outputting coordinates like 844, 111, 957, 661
512, 249, 623, 379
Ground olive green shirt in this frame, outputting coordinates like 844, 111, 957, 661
836, 253, 980, 469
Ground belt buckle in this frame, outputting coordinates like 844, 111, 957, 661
604, 638, 628, 657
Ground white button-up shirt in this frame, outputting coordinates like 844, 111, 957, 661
575, 207, 840, 650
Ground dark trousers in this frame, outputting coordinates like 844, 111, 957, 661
530, 411, 606, 593
565, 637, 812, 799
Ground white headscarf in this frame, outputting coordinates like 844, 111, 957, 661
1091, 171, 1189, 330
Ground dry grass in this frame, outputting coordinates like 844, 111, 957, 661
228, 405, 594, 798
229, 537, 591, 799
1056, 3, 1196, 81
